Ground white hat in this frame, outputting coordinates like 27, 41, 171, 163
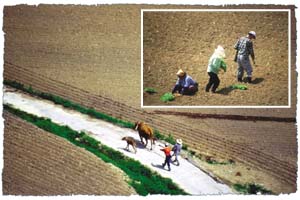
176, 69, 185, 77
248, 31, 256, 39
176, 139, 183, 145
214, 45, 226, 58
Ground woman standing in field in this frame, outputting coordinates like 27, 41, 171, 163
205, 45, 227, 93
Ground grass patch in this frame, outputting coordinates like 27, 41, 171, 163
4, 104, 188, 196
144, 87, 157, 94
153, 130, 188, 150
233, 183, 272, 194
160, 93, 175, 102
190, 152, 234, 166
203, 155, 235, 165
230, 84, 248, 90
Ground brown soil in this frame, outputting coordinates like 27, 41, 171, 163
3, 4, 297, 194
2, 111, 136, 195
143, 11, 290, 106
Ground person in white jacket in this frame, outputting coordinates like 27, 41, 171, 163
205, 45, 227, 93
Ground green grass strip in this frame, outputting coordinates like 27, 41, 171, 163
4, 104, 188, 196
4, 80, 187, 149
4, 80, 134, 129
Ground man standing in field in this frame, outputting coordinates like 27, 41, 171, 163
234, 31, 256, 83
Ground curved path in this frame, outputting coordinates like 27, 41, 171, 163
3, 89, 233, 195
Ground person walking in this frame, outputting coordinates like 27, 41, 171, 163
161, 143, 172, 171
172, 69, 198, 96
172, 139, 183, 166
205, 45, 227, 93
234, 31, 256, 83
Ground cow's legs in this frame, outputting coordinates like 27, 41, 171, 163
140, 135, 145, 145
150, 139, 153, 150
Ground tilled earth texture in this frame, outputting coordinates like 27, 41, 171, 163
143, 11, 290, 106
2, 111, 136, 195
3, 4, 297, 194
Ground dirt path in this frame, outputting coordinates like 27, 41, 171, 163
3, 89, 233, 195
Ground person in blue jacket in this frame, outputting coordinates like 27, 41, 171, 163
205, 45, 227, 93
172, 139, 182, 166
172, 69, 198, 96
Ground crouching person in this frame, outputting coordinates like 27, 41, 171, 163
172, 69, 198, 96
205, 45, 227, 93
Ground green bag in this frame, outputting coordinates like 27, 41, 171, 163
230, 84, 248, 90
160, 93, 175, 102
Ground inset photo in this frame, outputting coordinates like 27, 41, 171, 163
141, 9, 291, 107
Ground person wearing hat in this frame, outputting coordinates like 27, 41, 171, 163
171, 69, 198, 96
205, 45, 227, 93
234, 31, 256, 83
171, 139, 183, 166
160, 143, 172, 171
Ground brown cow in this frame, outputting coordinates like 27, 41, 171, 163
134, 121, 156, 150
122, 136, 137, 153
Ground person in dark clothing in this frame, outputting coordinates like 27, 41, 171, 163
172, 69, 198, 96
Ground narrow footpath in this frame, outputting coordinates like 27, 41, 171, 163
3, 89, 233, 195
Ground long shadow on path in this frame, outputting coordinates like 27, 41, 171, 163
151, 163, 170, 171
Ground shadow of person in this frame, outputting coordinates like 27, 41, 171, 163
151, 163, 168, 171
216, 86, 235, 95
251, 77, 264, 84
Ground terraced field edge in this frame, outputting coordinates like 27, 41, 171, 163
3, 81, 276, 195
3, 104, 188, 196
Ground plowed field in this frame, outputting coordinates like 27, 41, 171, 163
2, 111, 136, 195
143, 11, 290, 106
3, 4, 297, 194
